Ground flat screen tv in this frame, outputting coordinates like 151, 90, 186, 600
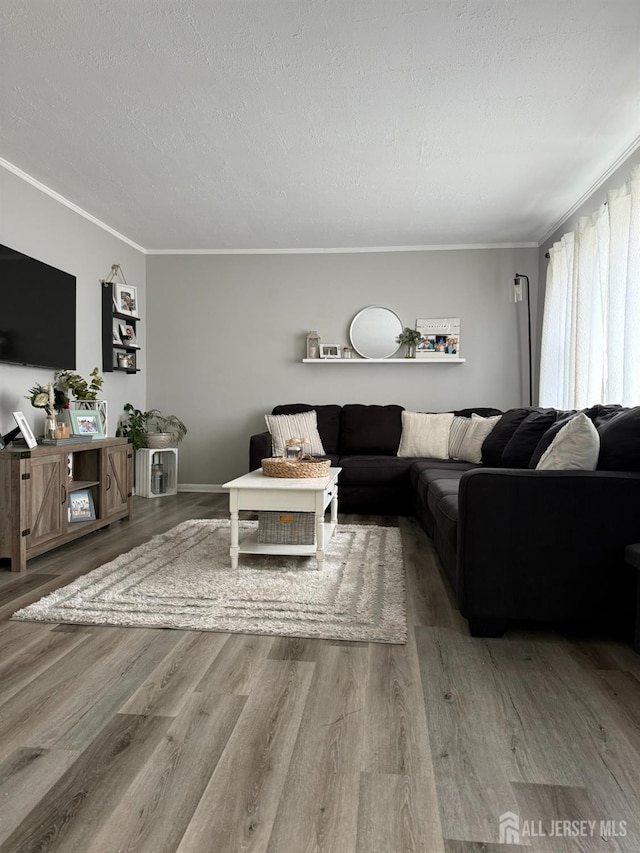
0, 244, 76, 370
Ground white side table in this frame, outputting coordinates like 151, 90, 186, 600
135, 447, 178, 497
222, 467, 341, 569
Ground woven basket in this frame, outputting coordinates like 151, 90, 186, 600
261, 457, 331, 478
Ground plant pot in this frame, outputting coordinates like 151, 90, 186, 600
145, 432, 178, 449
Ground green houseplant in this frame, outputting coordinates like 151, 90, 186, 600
55, 367, 103, 401
396, 327, 423, 358
117, 404, 187, 451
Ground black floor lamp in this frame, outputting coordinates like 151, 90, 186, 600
513, 273, 533, 407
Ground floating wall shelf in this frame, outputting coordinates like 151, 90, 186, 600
302, 358, 466, 364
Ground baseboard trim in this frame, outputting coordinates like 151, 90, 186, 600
178, 483, 227, 493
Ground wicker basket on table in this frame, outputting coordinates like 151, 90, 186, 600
261, 456, 331, 478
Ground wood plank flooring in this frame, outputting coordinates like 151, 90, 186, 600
0, 493, 639, 851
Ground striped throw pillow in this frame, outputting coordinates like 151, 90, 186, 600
448, 416, 471, 459
265, 410, 326, 457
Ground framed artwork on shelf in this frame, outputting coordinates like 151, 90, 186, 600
69, 409, 105, 439
12, 411, 37, 449
117, 352, 136, 370
112, 319, 121, 344
114, 283, 138, 317
68, 489, 96, 522
415, 318, 461, 357
319, 343, 342, 359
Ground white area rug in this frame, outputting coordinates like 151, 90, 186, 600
12, 520, 407, 644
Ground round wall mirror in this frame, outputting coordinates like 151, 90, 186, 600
349, 305, 403, 359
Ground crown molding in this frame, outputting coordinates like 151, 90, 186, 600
538, 134, 640, 247
0, 157, 147, 254
147, 242, 538, 255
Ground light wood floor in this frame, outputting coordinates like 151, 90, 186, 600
0, 494, 639, 852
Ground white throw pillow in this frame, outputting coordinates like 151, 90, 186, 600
265, 410, 326, 457
397, 411, 454, 459
536, 413, 600, 470
456, 414, 501, 463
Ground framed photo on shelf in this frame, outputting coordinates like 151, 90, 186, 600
319, 343, 342, 359
119, 323, 139, 347
117, 352, 136, 370
12, 411, 38, 449
68, 488, 96, 522
112, 318, 121, 344
69, 409, 105, 439
114, 283, 138, 317
415, 318, 461, 357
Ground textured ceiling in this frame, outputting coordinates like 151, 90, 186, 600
1, 0, 639, 251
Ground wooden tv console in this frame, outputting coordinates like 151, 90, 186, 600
0, 437, 132, 572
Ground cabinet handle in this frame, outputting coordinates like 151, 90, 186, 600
106, 473, 111, 490
61, 484, 67, 504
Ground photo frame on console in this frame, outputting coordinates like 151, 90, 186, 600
12, 411, 38, 449
68, 488, 96, 523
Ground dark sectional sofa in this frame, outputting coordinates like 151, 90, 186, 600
250, 403, 640, 638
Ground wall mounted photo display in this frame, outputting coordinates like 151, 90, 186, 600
12, 411, 37, 448
69, 409, 105, 439
119, 323, 139, 347
114, 282, 138, 317
415, 318, 461, 357
319, 343, 342, 359
68, 488, 96, 522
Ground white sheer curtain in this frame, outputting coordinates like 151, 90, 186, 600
539, 163, 640, 408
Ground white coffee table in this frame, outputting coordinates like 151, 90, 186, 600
222, 467, 341, 569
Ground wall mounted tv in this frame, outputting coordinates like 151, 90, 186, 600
0, 244, 76, 370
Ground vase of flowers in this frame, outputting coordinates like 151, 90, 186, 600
396, 327, 423, 359
28, 382, 70, 438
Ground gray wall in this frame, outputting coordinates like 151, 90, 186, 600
146, 247, 538, 488
0, 168, 146, 439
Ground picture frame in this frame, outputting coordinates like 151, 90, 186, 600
415, 318, 461, 357
117, 352, 136, 370
114, 283, 138, 317
68, 488, 96, 523
12, 411, 38, 449
112, 318, 121, 344
69, 409, 105, 439
319, 343, 342, 359
119, 323, 139, 347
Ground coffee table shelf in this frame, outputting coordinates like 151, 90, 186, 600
222, 467, 341, 569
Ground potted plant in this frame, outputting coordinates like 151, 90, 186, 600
396, 327, 423, 358
55, 367, 107, 434
116, 404, 187, 451
55, 367, 103, 401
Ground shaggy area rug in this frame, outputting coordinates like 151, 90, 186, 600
12, 519, 407, 644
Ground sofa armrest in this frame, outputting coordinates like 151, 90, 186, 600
249, 431, 272, 471
457, 468, 640, 629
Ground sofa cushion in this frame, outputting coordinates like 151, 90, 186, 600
456, 414, 501, 463
397, 411, 454, 459
597, 407, 640, 471
338, 455, 412, 487
454, 407, 503, 418
481, 407, 532, 466
501, 409, 559, 468
409, 458, 478, 490
340, 404, 404, 455
265, 410, 325, 457
528, 410, 578, 468
272, 404, 342, 456
426, 477, 461, 519
536, 413, 600, 470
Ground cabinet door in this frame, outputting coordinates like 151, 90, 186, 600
23, 454, 66, 550
103, 445, 131, 517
